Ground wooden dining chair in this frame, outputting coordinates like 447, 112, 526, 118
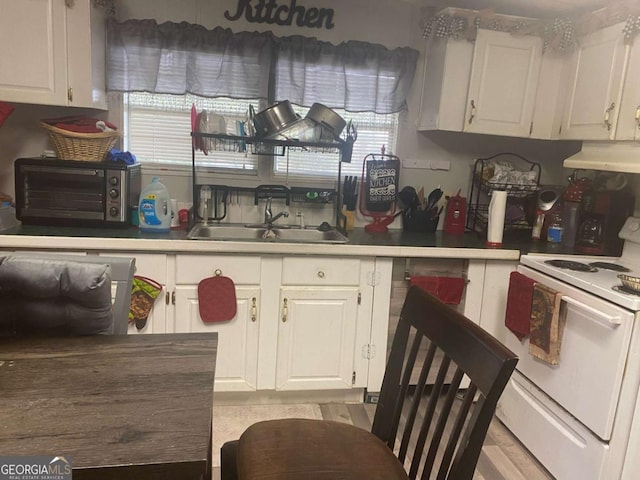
220, 285, 518, 480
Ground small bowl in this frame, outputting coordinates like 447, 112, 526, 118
618, 274, 640, 292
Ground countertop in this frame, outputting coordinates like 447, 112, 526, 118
0, 224, 583, 260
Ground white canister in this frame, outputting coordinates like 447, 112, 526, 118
170, 199, 180, 228
486, 190, 507, 247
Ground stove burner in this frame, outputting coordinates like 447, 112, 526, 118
613, 285, 640, 297
544, 259, 598, 272
589, 262, 631, 272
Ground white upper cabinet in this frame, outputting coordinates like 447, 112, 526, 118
559, 22, 629, 140
0, 0, 67, 106
0, 0, 106, 109
464, 30, 542, 137
616, 38, 640, 140
65, 0, 107, 109
418, 28, 543, 138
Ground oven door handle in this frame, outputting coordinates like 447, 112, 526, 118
561, 295, 622, 325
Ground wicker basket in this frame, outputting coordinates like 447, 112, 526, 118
41, 122, 119, 161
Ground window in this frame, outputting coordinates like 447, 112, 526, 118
108, 20, 418, 184
124, 92, 259, 174
274, 107, 398, 180
124, 92, 398, 183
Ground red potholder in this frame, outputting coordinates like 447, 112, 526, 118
198, 274, 237, 323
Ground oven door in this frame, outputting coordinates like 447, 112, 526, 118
507, 265, 635, 441
19, 166, 106, 221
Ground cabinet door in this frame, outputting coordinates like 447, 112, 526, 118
464, 30, 542, 137
66, 0, 107, 109
0, 0, 67, 105
174, 285, 260, 392
560, 22, 628, 140
276, 287, 359, 391
617, 43, 640, 140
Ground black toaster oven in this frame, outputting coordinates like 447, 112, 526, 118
15, 157, 141, 227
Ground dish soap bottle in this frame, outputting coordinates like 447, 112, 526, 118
138, 177, 171, 233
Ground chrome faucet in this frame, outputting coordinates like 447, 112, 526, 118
264, 197, 289, 225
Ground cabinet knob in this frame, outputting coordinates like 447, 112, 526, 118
282, 298, 288, 323
317, 270, 325, 278
604, 102, 615, 131
635, 106, 640, 128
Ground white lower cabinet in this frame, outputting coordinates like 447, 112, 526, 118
31, 249, 387, 394
172, 254, 262, 392
467, 259, 518, 343
174, 285, 260, 392
275, 287, 359, 391
168, 254, 379, 393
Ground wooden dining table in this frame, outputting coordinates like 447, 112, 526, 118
0, 332, 218, 480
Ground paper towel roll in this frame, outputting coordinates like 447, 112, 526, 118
486, 190, 507, 247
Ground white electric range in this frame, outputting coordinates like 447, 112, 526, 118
496, 216, 640, 480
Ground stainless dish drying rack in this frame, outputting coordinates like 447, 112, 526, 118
190, 131, 354, 230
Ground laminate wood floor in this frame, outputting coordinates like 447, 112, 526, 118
212, 401, 554, 480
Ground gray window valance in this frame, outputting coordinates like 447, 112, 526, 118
107, 19, 419, 114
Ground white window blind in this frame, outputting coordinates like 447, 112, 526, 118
274, 108, 398, 179
124, 92, 259, 172
124, 93, 397, 182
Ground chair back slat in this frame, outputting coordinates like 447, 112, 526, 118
398, 341, 437, 462
408, 353, 450, 479
436, 385, 477, 480
372, 286, 518, 480
422, 367, 464, 480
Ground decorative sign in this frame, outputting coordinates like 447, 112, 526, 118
225, 0, 335, 29
365, 158, 400, 212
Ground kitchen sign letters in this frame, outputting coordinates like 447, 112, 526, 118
225, 0, 335, 29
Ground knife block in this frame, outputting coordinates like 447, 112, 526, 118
342, 207, 356, 232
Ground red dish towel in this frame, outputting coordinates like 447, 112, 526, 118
197, 274, 237, 323
409, 276, 465, 305
505, 271, 536, 341
42, 115, 118, 133
529, 283, 567, 365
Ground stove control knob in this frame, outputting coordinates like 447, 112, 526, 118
631, 222, 640, 233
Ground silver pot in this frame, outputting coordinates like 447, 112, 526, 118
305, 103, 346, 139
251, 101, 298, 138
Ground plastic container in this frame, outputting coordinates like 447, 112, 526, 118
138, 177, 171, 233
547, 209, 563, 244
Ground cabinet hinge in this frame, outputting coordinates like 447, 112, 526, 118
361, 344, 376, 360
357, 292, 361, 305
352, 371, 356, 385
367, 271, 381, 286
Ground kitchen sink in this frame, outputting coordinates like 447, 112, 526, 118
187, 223, 349, 244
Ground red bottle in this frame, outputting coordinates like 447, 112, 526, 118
444, 190, 467, 235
